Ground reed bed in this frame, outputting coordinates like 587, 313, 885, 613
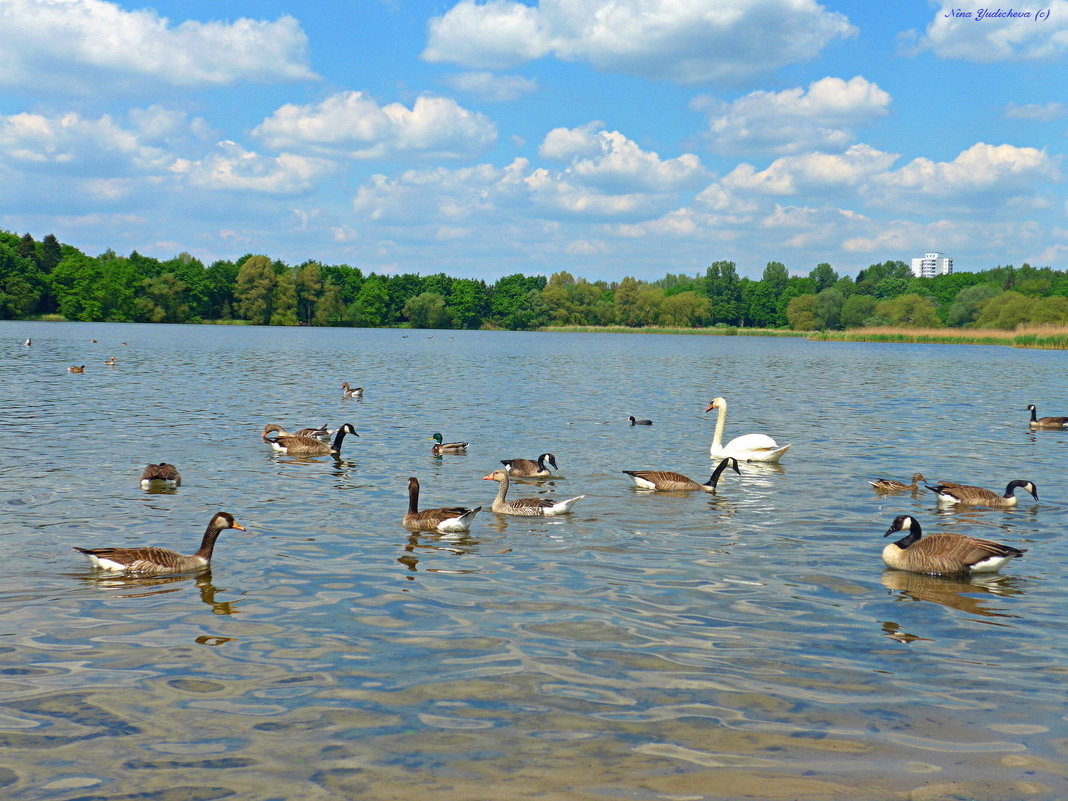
809, 325, 1068, 349
541, 325, 802, 337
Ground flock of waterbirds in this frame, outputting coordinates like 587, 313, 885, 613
49, 337, 1062, 580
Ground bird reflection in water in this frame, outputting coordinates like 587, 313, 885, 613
397, 531, 486, 577
79, 570, 240, 616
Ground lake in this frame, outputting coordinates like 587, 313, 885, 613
2, 321, 1067, 801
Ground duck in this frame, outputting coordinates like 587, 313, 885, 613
341, 382, 364, 398
628, 416, 653, 426
869, 473, 926, 492
73, 512, 246, 576
403, 476, 481, 532
67, 365, 85, 373
704, 396, 790, 463
881, 514, 1026, 576
500, 453, 557, 477
23, 338, 31, 346
140, 462, 182, 489
431, 432, 468, 455
265, 423, 358, 456
261, 423, 333, 441
926, 479, 1038, 508
1026, 404, 1067, 429
623, 457, 740, 492
104, 356, 118, 366
481, 470, 585, 516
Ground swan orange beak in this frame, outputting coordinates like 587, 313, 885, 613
704, 402, 717, 413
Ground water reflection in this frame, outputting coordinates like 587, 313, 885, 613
398, 531, 483, 574
881, 569, 1024, 619
77, 571, 240, 615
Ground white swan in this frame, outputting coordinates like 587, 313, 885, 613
705, 396, 790, 463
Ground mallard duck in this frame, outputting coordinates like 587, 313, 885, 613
67, 365, 85, 373
261, 423, 333, 441
926, 479, 1038, 508
140, 462, 182, 488
500, 453, 557, 477
341, 382, 364, 398
881, 514, 1025, 575
431, 432, 468, 455
481, 470, 585, 516
1026, 404, 1067, 429
73, 512, 245, 575
628, 416, 653, 426
403, 476, 481, 532
705, 396, 790, 463
265, 423, 358, 456
623, 457, 740, 492
869, 473, 926, 492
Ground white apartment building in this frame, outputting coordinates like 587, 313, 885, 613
910, 251, 953, 278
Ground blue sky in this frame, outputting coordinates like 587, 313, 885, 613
0, 0, 1065, 282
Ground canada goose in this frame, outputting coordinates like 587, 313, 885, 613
341, 382, 364, 398
403, 476, 481, 532
481, 470, 585, 516
926, 479, 1038, 508
104, 356, 117, 366
623, 457, 740, 492
140, 462, 182, 489
869, 473, 926, 492
1026, 404, 1067, 429
67, 365, 85, 373
73, 512, 246, 575
882, 514, 1025, 575
705, 396, 790, 463
500, 453, 557, 477
261, 423, 333, 441
431, 432, 468, 455
265, 423, 358, 456
629, 416, 653, 426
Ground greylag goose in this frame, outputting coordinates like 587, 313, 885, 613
341, 382, 364, 398
403, 477, 481, 532
926, 479, 1038, 508
869, 473, 926, 492
140, 462, 182, 489
882, 514, 1025, 575
481, 470, 585, 516
73, 512, 245, 575
261, 423, 333, 441
623, 457, 739, 492
431, 432, 468, 455
1026, 404, 1067, 429
705, 396, 790, 463
500, 453, 557, 477
67, 365, 85, 373
265, 423, 358, 456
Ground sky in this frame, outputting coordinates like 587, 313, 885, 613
0, 0, 1065, 283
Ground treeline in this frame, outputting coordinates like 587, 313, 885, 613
2, 228, 1067, 331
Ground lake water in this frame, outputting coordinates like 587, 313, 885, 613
2, 321, 1067, 801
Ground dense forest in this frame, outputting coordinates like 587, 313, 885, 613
2, 228, 1067, 331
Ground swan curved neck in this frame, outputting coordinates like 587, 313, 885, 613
711, 401, 727, 450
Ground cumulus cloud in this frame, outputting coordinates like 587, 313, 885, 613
910, 1, 1068, 61
172, 142, 334, 195
441, 71, 539, 101
697, 76, 891, 155
423, 0, 856, 85
252, 91, 497, 160
722, 144, 899, 196
0, 0, 316, 95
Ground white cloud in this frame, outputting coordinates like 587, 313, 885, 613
252, 91, 497, 160
911, 1, 1068, 61
697, 76, 891, 155
722, 144, 898, 196
441, 71, 539, 101
0, 0, 316, 95
172, 142, 334, 195
1005, 102, 1068, 122
423, 0, 856, 85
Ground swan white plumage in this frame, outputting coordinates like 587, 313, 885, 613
704, 396, 790, 463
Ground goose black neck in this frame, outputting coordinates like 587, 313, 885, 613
331, 426, 348, 452
1029, 406, 1038, 422
709, 457, 739, 488
195, 520, 226, 560
408, 479, 420, 514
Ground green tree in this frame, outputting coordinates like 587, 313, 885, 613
403, 291, 450, 328
352, 275, 390, 327
270, 269, 298, 325
490, 274, 547, 328
135, 273, 189, 323
235, 255, 276, 324
813, 287, 845, 330
875, 293, 940, 327
786, 294, 817, 330
0, 242, 42, 318
447, 278, 489, 329
295, 262, 324, 324
973, 290, 1034, 329
659, 290, 710, 327
810, 262, 838, 292
946, 284, 1000, 327
705, 260, 743, 324
841, 294, 877, 328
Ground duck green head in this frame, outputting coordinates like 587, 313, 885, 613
430, 432, 443, 443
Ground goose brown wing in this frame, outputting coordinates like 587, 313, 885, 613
915, 533, 1022, 569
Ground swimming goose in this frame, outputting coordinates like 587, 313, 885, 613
67, 365, 85, 373
869, 473, 926, 492
481, 470, 585, 516
500, 453, 557, 477
140, 462, 182, 488
341, 382, 364, 398
628, 416, 653, 426
623, 457, 740, 492
73, 512, 245, 576
261, 423, 333, 441
431, 432, 468, 455
403, 476, 481, 532
705, 396, 790, 463
104, 357, 117, 366
926, 479, 1038, 508
1026, 404, 1067, 429
882, 514, 1025, 575
265, 423, 358, 456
